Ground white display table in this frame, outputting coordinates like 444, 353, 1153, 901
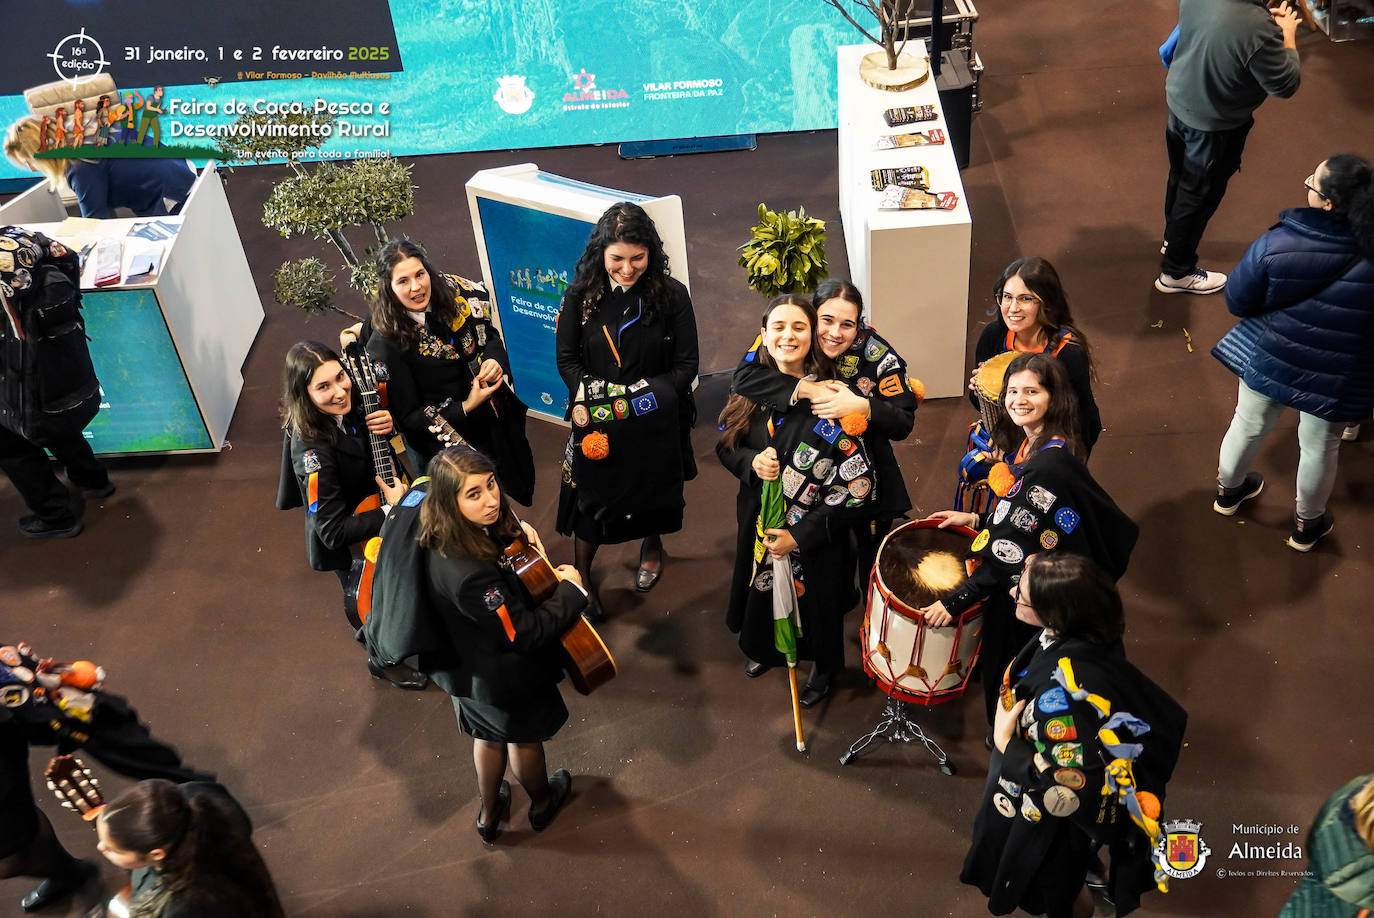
0, 167, 264, 454
837, 43, 972, 399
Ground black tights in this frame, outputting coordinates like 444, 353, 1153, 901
573, 534, 663, 597
473, 740, 550, 823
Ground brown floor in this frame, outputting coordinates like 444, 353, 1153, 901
6, 2, 1374, 916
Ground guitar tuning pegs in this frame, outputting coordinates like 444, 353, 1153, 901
61, 801, 75, 810
90, 777, 99, 786
46, 780, 57, 790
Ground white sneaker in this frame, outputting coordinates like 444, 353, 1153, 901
1155, 268, 1227, 294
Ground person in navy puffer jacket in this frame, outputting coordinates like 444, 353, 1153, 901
1211, 153, 1374, 552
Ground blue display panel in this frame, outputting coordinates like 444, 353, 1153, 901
475, 196, 597, 422
3, 0, 857, 180
81, 287, 212, 453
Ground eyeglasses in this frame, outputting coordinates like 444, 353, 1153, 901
1305, 174, 1327, 199
996, 292, 1041, 307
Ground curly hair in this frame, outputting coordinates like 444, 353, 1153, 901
563, 202, 672, 325
371, 237, 462, 349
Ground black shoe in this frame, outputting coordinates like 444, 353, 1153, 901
22, 860, 97, 912
635, 542, 662, 593
1287, 512, 1334, 552
1213, 472, 1263, 516
745, 659, 771, 678
583, 599, 606, 624
367, 659, 429, 691
18, 515, 83, 539
984, 732, 994, 751
476, 780, 510, 845
529, 768, 572, 831
799, 672, 833, 708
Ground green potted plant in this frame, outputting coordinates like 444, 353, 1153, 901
216, 109, 416, 320
738, 203, 828, 298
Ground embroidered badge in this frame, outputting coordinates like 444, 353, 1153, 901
1009, 507, 1039, 533
878, 373, 905, 398
1025, 721, 1039, 743
839, 454, 869, 480
460, 333, 476, 355
571, 405, 589, 427
876, 352, 900, 375
1039, 530, 1060, 549
373, 361, 390, 381
785, 505, 806, 526
1027, 485, 1056, 512
1033, 752, 1052, 773
971, 529, 991, 552
864, 338, 889, 362
476, 325, 488, 347
813, 458, 835, 480
813, 418, 840, 443
782, 467, 805, 498
1044, 716, 1077, 741
483, 587, 504, 610
302, 450, 322, 473
590, 404, 613, 423
1051, 742, 1084, 767
1055, 507, 1080, 533
1006, 478, 1024, 498
837, 354, 860, 378
1043, 785, 1080, 817
1021, 702, 1036, 729
990, 538, 1024, 564
612, 398, 630, 420
1053, 768, 1087, 790
793, 442, 818, 470
992, 500, 1012, 525
998, 777, 1023, 798
993, 793, 1016, 818
400, 489, 427, 508
0, 646, 20, 666
633, 393, 659, 415
1038, 687, 1070, 714
798, 483, 819, 506
607, 383, 627, 397
836, 436, 858, 456
753, 570, 774, 591
1020, 795, 1043, 823
848, 477, 872, 498
824, 485, 849, 506
629, 378, 650, 392
2, 685, 30, 707
856, 377, 875, 396
587, 379, 606, 400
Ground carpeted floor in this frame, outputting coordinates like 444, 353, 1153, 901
5, 2, 1374, 916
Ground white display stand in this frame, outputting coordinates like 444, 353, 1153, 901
0, 167, 264, 454
466, 164, 690, 424
837, 44, 972, 400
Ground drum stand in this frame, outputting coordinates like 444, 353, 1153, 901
839, 696, 956, 775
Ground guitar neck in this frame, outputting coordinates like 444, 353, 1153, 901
359, 390, 395, 486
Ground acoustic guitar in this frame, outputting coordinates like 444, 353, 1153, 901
342, 343, 401, 624
43, 754, 132, 916
502, 533, 617, 695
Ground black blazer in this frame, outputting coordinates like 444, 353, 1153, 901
277, 424, 388, 573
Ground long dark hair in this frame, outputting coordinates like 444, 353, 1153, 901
101, 780, 284, 918
419, 447, 522, 562
991, 257, 1095, 376
1024, 553, 1125, 644
564, 202, 672, 324
988, 352, 1084, 460
717, 294, 829, 451
371, 237, 461, 349
280, 340, 349, 443
1321, 153, 1374, 260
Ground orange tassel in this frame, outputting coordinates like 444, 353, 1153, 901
988, 462, 1016, 496
841, 411, 868, 436
581, 431, 610, 460
909, 377, 926, 403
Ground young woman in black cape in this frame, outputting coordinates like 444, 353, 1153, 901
366, 238, 536, 505
922, 353, 1138, 727
276, 340, 425, 690
555, 202, 699, 616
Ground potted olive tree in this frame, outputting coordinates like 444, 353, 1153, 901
738, 203, 828, 297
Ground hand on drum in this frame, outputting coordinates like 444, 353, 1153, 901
365, 409, 395, 437
762, 528, 797, 558
919, 600, 954, 628
752, 447, 780, 481
810, 380, 870, 420
967, 361, 983, 394
993, 696, 1027, 754
923, 510, 979, 530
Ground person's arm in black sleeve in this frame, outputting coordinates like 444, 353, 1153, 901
477, 315, 513, 377
968, 321, 1003, 411
868, 356, 917, 441
732, 349, 803, 412
1058, 345, 1102, 452
716, 436, 760, 484
455, 568, 585, 653
555, 298, 588, 395
656, 283, 700, 395
293, 439, 384, 550
366, 334, 432, 447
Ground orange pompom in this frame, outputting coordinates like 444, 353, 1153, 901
841, 411, 868, 436
581, 431, 610, 460
1137, 791, 1161, 820
988, 462, 1017, 497
908, 377, 926, 404
64, 661, 100, 690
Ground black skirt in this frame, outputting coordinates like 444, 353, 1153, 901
451, 691, 568, 745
